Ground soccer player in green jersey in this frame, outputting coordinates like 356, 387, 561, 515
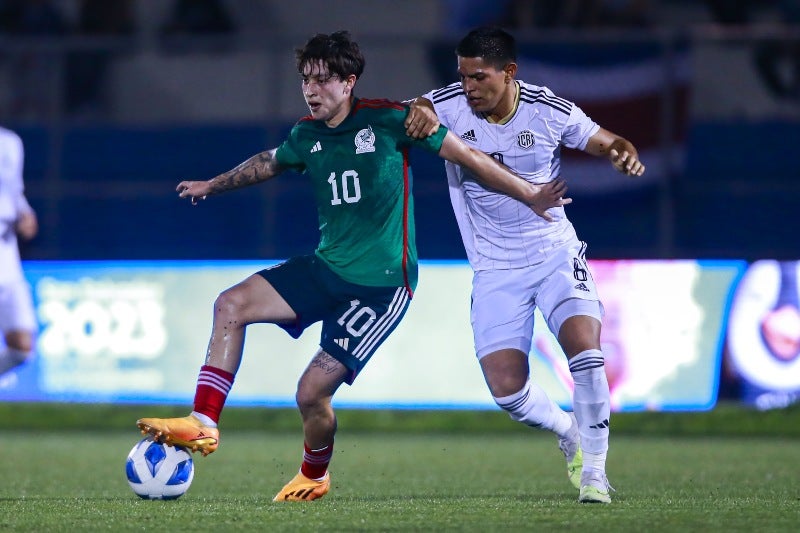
137, 30, 570, 502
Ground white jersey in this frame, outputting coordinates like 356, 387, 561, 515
0, 126, 29, 284
424, 81, 600, 271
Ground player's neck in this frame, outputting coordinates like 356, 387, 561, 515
325, 96, 356, 128
485, 82, 519, 125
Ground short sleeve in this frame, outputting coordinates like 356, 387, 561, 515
275, 125, 307, 171
408, 123, 448, 154
561, 104, 600, 151
391, 105, 448, 154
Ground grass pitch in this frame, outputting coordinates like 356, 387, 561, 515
2, 429, 797, 532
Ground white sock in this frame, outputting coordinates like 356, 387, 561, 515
583, 451, 607, 472
569, 349, 610, 470
493, 379, 573, 437
191, 411, 218, 428
0, 348, 31, 376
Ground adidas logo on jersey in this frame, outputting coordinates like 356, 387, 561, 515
310, 141, 322, 153
460, 129, 477, 142
334, 338, 349, 350
574, 282, 590, 292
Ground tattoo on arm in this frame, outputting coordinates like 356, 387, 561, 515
208, 149, 281, 194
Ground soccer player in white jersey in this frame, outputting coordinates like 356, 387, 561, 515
405, 26, 645, 503
0, 126, 38, 379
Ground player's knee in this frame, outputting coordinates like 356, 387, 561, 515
488, 375, 528, 399
480, 348, 530, 397
213, 288, 248, 320
5, 331, 34, 353
295, 385, 326, 414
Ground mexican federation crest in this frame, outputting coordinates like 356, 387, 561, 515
355, 125, 376, 154
517, 129, 535, 149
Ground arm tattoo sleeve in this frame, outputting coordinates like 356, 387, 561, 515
208, 149, 281, 194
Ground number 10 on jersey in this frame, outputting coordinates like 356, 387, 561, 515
328, 170, 362, 205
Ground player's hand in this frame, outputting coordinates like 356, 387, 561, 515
404, 98, 439, 139
528, 177, 572, 222
609, 149, 645, 176
176, 180, 211, 205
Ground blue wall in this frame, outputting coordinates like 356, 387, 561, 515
14, 120, 800, 261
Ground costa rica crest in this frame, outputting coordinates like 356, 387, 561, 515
517, 130, 535, 149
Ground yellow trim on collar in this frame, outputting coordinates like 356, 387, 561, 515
486, 82, 520, 125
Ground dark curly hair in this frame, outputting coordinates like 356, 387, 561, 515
296, 30, 365, 79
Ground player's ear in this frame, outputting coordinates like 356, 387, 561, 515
503, 63, 518, 82
344, 74, 357, 91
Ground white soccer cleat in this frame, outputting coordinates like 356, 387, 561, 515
579, 469, 614, 504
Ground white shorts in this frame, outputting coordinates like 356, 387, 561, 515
0, 279, 37, 333
471, 240, 603, 359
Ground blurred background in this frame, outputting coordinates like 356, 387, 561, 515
1, 0, 799, 410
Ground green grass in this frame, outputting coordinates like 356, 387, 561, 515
2, 406, 799, 531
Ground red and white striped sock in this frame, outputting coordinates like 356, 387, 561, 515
192, 365, 235, 425
300, 441, 333, 481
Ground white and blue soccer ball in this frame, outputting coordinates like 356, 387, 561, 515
125, 437, 194, 500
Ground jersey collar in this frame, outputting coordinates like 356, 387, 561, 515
485, 82, 520, 125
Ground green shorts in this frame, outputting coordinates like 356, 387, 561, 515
258, 254, 412, 384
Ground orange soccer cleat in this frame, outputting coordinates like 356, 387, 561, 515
137, 414, 219, 456
273, 471, 331, 502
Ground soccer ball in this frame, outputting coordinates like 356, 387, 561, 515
125, 437, 194, 500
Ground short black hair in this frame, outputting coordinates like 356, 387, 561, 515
455, 26, 516, 69
296, 30, 365, 79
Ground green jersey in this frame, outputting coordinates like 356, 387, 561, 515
275, 98, 448, 292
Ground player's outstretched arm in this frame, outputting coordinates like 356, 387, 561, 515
584, 127, 646, 176
437, 131, 571, 221
176, 148, 284, 205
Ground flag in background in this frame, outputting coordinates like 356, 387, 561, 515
428, 39, 692, 194
516, 41, 691, 193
